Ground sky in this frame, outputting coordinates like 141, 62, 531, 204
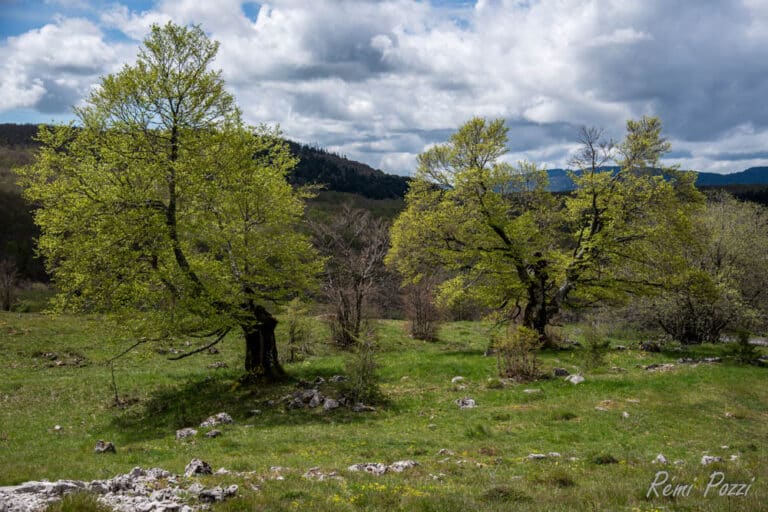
1, 0, 768, 176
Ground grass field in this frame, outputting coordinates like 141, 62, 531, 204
1, 311, 766, 511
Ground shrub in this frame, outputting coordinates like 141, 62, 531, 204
403, 276, 441, 341
342, 328, 383, 404
731, 329, 759, 364
493, 325, 542, 382
283, 298, 314, 363
581, 321, 610, 369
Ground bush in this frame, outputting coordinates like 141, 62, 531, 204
581, 321, 610, 369
283, 298, 314, 363
731, 329, 759, 364
403, 276, 441, 341
493, 325, 542, 382
342, 328, 383, 404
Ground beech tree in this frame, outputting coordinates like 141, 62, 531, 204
17, 23, 320, 380
387, 116, 701, 339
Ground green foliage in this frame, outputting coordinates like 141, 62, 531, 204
653, 193, 768, 343
731, 329, 759, 364
15, 23, 320, 374
387, 117, 702, 337
493, 325, 542, 382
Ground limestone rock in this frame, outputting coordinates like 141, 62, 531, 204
175, 428, 197, 440
701, 455, 722, 466
323, 398, 340, 411
565, 374, 585, 384
199, 412, 234, 428
388, 460, 419, 472
205, 429, 222, 438
653, 454, 668, 464
184, 459, 213, 477
455, 397, 476, 409
348, 463, 388, 476
553, 367, 569, 377
94, 440, 116, 454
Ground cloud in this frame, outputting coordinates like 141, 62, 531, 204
0, 16, 132, 113
1, 0, 767, 175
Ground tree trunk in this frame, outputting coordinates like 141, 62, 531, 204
243, 307, 286, 382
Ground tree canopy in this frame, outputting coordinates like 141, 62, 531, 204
17, 22, 321, 380
387, 116, 702, 337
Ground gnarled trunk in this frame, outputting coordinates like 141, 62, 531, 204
243, 306, 285, 382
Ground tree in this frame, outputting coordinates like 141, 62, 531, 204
310, 204, 389, 347
654, 192, 768, 343
387, 116, 701, 339
17, 23, 320, 381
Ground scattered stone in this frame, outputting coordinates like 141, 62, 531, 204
451, 376, 465, 384
427, 423, 438, 430
215, 468, 230, 475
53, 425, 62, 431
610, 366, 628, 373
653, 454, 668, 465
94, 440, 116, 454
721, 445, 729, 449
621, 411, 630, 418
437, 449, 455, 456
176, 428, 197, 440
329, 375, 348, 382
0, 465, 237, 512
615, 345, 627, 351
199, 485, 238, 502
724, 412, 735, 418
184, 459, 213, 477
523, 388, 541, 394
249, 409, 262, 416
701, 455, 722, 466
352, 403, 376, 413
527, 453, 547, 460
626, 399, 640, 404
323, 398, 340, 411
430, 473, 446, 481
677, 357, 723, 364
313, 376, 326, 385
643, 363, 676, 372
674, 460, 685, 465
730, 454, 739, 461
565, 374, 584, 385
270, 466, 290, 473
303, 467, 341, 481
207, 361, 228, 369
200, 412, 234, 428
639, 341, 661, 352
455, 397, 477, 409
595, 406, 609, 412
388, 460, 419, 472
348, 463, 388, 476
547, 452, 561, 458
207, 347, 219, 355
205, 429, 222, 438
553, 367, 570, 377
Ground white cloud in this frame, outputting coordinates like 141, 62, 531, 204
1, 0, 767, 175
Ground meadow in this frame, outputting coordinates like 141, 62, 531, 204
1, 311, 766, 511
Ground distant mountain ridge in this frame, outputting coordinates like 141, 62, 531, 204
0, 123, 410, 200
545, 166, 768, 192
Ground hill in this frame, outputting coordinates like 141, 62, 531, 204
0, 124, 410, 200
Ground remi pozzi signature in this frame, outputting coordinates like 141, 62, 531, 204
647, 471, 756, 498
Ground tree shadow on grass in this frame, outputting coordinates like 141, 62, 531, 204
111, 368, 385, 443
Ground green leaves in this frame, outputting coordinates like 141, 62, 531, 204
388, 116, 702, 334
17, 23, 320, 339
